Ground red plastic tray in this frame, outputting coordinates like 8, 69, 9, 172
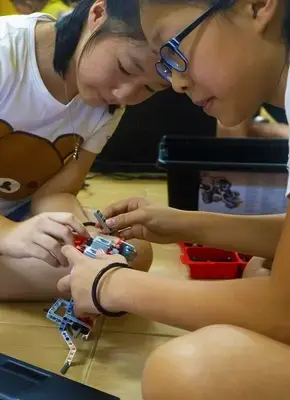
179, 243, 251, 280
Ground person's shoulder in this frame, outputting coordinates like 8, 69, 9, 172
0, 13, 55, 99
0, 15, 30, 94
0, 13, 55, 41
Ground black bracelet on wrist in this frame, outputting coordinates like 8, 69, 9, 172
91, 262, 131, 317
83, 222, 96, 227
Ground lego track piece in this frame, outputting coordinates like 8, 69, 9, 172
61, 330, 77, 375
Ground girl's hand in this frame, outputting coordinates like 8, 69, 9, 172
57, 245, 127, 316
0, 212, 89, 267
102, 197, 188, 244
103, 197, 151, 219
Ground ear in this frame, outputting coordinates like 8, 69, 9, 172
87, 0, 107, 32
248, 0, 280, 34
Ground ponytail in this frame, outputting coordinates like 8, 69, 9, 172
53, 0, 94, 77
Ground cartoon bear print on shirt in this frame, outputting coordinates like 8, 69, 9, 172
0, 120, 84, 201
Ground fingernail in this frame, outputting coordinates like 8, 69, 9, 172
106, 218, 115, 227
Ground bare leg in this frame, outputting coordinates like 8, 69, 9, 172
142, 325, 290, 400
0, 255, 71, 301
128, 238, 153, 272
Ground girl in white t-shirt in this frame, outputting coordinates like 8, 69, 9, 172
0, 0, 167, 299
57, 1, 290, 398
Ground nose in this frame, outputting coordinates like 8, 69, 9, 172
171, 70, 189, 94
112, 83, 136, 102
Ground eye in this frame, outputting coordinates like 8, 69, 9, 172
118, 60, 131, 76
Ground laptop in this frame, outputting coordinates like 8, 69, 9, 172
0, 353, 120, 400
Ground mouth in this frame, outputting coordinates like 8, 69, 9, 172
193, 97, 214, 108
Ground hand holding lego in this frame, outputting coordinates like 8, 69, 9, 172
102, 197, 151, 222
100, 197, 187, 244
0, 212, 89, 267
58, 245, 127, 316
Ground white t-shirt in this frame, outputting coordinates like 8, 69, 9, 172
0, 13, 124, 216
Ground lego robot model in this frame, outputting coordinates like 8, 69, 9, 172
46, 210, 137, 375
200, 177, 243, 209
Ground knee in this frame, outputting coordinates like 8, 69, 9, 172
128, 239, 153, 272
142, 325, 251, 400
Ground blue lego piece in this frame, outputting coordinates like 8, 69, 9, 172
83, 236, 137, 262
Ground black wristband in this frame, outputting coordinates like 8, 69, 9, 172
91, 262, 131, 317
83, 222, 96, 227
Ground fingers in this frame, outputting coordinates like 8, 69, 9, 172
102, 198, 133, 219
117, 228, 134, 240
57, 275, 71, 294
118, 225, 145, 241
43, 219, 75, 245
102, 197, 149, 219
45, 213, 89, 238
34, 234, 68, 267
61, 245, 86, 264
29, 243, 59, 267
106, 209, 146, 231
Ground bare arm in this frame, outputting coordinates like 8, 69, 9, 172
103, 199, 284, 259
60, 203, 290, 343
32, 192, 89, 223
31, 148, 96, 223
187, 211, 284, 259
102, 204, 290, 343
107, 269, 288, 340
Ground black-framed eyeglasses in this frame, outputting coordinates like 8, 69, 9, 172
156, 4, 219, 83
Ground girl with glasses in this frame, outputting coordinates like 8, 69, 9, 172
58, 1, 290, 399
